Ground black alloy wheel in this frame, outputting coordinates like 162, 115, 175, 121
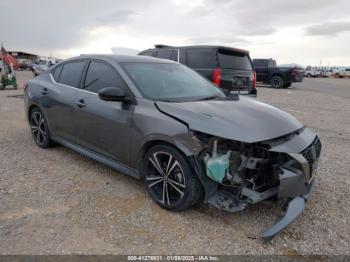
143, 145, 203, 211
30, 108, 51, 148
270, 75, 284, 88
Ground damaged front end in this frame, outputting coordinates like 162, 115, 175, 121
191, 128, 322, 240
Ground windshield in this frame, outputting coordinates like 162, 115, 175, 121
37, 60, 47, 65
121, 62, 225, 102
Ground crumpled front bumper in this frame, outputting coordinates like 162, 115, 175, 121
262, 177, 316, 240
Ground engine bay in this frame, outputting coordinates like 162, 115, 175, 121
194, 133, 315, 212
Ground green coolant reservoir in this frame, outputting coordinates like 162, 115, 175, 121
204, 140, 231, 183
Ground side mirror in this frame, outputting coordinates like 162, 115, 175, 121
98, 87, 129, 102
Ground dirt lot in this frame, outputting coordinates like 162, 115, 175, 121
0, 71, 349, 255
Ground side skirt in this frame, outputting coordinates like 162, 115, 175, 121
52, 137, 140, 179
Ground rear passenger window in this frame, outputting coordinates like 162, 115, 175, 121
218, 50, 252, 70
58, 61, 85, 88
186, 49, 214, 68
268, 60, 275, 68
52, 64, 62, 81
157, 49, 173, 60
84, 61, 127, 93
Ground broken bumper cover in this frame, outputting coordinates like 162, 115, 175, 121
261, 177, 316, 240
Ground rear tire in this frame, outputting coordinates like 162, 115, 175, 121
142, 144, 203, 211
270, 75, 284, 88
29, 107, 52, 148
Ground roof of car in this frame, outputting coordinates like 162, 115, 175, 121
145, 45, 249, 54
75, 54, 175, 63
59, 54, 174, 65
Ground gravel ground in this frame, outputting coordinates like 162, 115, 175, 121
0, 71, 349, 255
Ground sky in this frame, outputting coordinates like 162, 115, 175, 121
1, 0, 350, 66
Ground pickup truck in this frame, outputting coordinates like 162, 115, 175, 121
304, 69, 321, 77
252, 59, 304, 88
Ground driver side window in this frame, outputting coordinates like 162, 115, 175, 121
84, 61, 127, 93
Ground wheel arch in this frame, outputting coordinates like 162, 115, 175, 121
27, 103, 53, 136
27, 103, 40, 122
137, 135, 203, 174
270, 73, 285, 81
139, 139, 192, 168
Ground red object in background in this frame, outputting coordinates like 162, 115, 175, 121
211, 68, 221, 87
0, 51, 19, 70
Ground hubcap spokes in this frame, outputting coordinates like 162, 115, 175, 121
273, 78, 281, 87
31, 112, 46, 145
146, 152, 185, 206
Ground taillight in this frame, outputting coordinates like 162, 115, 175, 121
253, 71, 257, 89
290, 68, 297, 76
211, 68, 221, 87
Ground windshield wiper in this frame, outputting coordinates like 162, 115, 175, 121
197, 95, 220, 101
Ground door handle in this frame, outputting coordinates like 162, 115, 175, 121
76, 99, 86, 108
41, 88, 49, 95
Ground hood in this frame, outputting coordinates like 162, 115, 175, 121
156, 96, 303, 143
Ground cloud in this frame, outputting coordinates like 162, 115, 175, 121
96, 10, 136, 25
185, 35, 247, 45
0, 0, 150, 55
237, 27, 277, 36
191, 0, 350, 36
111, 47, 140, 55
305, 21, 350, 36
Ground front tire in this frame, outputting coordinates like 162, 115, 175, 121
270, 75, 284, 88
142, 145, 203, 211
29, 107, 52, 148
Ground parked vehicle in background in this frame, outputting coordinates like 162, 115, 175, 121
324, 69, 333, 77
28, 60, 39, 72
304, 68, 321, 77
252, 59, 303, 88
139, 45, 257, 96
315, 69, 331, 78
33, 58, 61, 76
17, 59, 32, 70
338, 68, 350, 78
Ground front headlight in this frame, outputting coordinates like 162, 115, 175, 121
287, 153, 310, 182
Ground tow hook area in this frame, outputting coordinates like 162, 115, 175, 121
261, 178, 315, 241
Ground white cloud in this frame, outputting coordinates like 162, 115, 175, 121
305, 21, 350, 36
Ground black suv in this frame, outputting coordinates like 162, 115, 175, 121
139, 45, 257, 96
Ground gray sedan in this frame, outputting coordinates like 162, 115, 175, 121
24, 55, 321, 240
